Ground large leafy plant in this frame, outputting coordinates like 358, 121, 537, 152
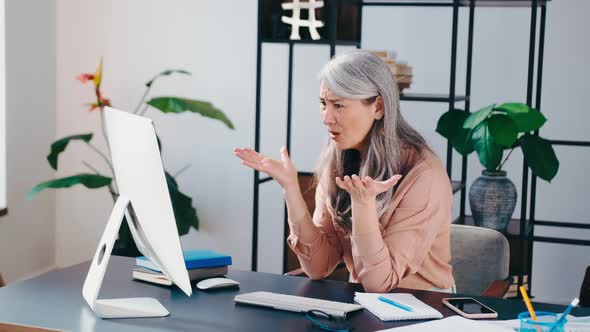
436, 102, 559, 182
28, 59, 234, 256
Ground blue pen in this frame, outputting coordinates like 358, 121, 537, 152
378, 296, 413, 312
550, 298, 579, 332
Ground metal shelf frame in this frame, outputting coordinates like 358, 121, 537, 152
250, 0, 588, 299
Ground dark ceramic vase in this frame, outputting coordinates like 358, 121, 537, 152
469, 170, 517, 232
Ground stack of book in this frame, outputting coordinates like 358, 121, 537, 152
133, 250, 232, 286
370, 50, 413, 92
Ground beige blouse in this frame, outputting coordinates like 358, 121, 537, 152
287, 149, 455, 293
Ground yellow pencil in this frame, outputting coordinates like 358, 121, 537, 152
519, 286, 537, 321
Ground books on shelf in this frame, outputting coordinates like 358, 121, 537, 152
369, 49, 413, 91
371, 50, 398, 60
133, 265, 229, 286
135, 249, 232, 271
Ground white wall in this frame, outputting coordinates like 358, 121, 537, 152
55, 0, 257, 270
0, 0, 56, 283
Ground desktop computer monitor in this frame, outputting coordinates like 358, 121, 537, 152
82, 106, 191, 318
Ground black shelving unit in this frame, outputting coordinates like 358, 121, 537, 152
251, 0, 588, 298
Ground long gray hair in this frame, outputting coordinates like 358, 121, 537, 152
316, 50, 430, 233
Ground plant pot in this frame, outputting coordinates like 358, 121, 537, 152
469, 170, 517, 232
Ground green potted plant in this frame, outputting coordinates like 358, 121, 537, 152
28, 59, 234, 256
436, 102, 559, 231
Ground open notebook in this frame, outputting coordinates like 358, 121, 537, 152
354, 292, 443, 321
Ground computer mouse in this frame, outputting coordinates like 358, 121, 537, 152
196, 277, 240, 290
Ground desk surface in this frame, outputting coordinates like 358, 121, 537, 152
1, 256, 589, 331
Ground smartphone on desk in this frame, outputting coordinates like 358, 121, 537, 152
442, 297, 498, 319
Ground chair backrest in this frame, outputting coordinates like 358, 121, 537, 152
580, 266, 590, 307
450, 224, 510, 295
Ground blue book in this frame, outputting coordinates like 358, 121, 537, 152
135, 250, 232, 272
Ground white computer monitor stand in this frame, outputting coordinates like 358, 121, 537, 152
82, 195, 169, 318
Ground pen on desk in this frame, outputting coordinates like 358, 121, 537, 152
519, 286, 537, 321
378, 296, 413, 312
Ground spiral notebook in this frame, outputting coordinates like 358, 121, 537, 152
354, 292, 443, 321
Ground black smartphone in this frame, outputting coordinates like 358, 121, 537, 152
442, 297, 498, 319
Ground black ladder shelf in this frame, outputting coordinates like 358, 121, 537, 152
251, 0, 588, 299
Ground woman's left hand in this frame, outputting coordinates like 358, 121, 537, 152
336, 174, 403, 205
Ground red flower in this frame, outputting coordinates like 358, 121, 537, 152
85, 96, 111, 112
76, 58, 102, 86
101, 97, 112, 108
96, 88, 111, 108
76, 73, 94, 84
79, 58, 109, 112
86, 102, 99, 112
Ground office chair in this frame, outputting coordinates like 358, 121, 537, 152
0, 273, 5, 287
579, 266, 590, 307
286, 174, 350, 281
450, 224, 511, 298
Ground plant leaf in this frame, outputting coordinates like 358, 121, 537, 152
165, 171, 199, 234
28, 173, 112, 200
436, 109, 464, 139
471, 122, 503, 170
452, 127, 475, 155
147, 96, 234, 129
47, 134, 93, 170
464, 104, 495, 129
495, 102, 547, 132
488, 114, 518, 147
520, 134, 559, 182
145, 69, 191, 87
436, 109, 474, 155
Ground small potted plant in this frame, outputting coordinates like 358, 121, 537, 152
436, 102, 559, 231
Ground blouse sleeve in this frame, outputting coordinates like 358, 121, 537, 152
350, 169, 452, 292
286, 185, 344, 280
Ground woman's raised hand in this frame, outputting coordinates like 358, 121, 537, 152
335, 174, 402, 205
233, 146, 299, 190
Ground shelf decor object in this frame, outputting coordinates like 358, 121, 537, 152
281, 0, 325, 40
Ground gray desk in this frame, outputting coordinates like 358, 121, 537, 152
1, 256, 589, 331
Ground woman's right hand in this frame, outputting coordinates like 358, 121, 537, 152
233, 146, 299, 190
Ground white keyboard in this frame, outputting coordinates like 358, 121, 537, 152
234, 291, 363, 318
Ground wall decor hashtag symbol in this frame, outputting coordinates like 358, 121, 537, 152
281, 0, 325, 40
